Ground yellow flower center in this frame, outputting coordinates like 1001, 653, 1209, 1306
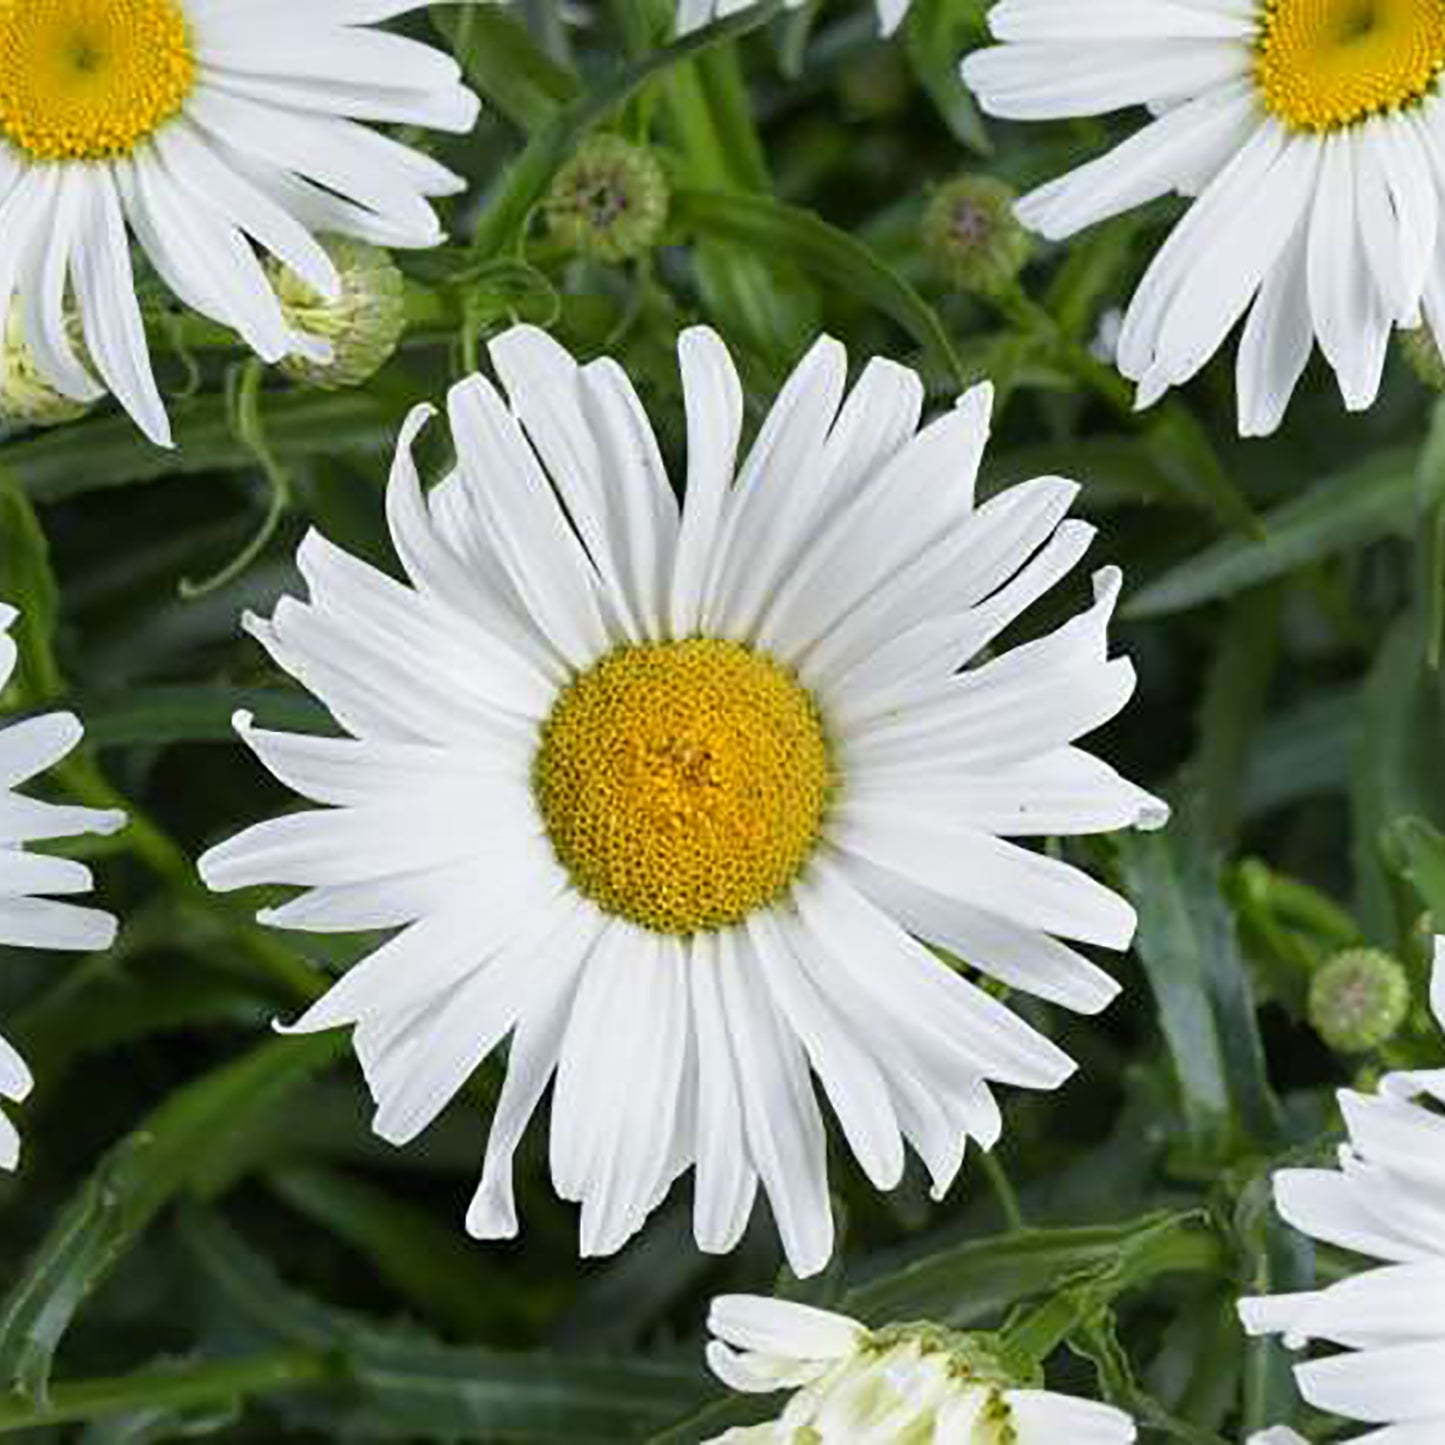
1255, 0, 1445, 132
0, 0, 196, 162
534, 639, 834, 936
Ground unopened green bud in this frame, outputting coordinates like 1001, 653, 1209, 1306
271, 237, 406, 392
1309, 948, 1410, 1054
545, 135, 669, 264
0, 302, 93, 430
922, 174, 1031, 299
1402, 325, 1445, 392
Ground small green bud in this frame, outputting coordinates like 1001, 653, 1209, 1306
271, 237, 406, 392
545, 135, 669, 264
1309, 948, 1411, 1054
922, 174, 1031, 299
1402, 325, 1445, 391
0, 302, 93, 430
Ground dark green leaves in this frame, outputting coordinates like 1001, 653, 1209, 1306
0, 1035, 344, 1402
1116, 806, 1282, 1157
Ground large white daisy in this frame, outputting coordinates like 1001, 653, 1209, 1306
0, 603, 124, 1168
962, 0, 1445, 436
703, 1293, 1138, 1443
199, 322, 1164, 1276
0, 0, 478, 446
676, 0, 911, 38
1240, 937, 1445, 1437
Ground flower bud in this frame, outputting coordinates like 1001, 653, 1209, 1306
1309, 947, 1411, 1054
545, 135, 669, 264
271, 237, 406, 392
0, 302, 93, 430
922, 174, 1031, 298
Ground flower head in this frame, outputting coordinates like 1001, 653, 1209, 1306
200, 323, 1163, 1275
703, 1294, 1136, 1444
0, 603, 125, 1167
1240, 936, 1445, 1435
963, 0, 1445, 435
0, 0, 478, 446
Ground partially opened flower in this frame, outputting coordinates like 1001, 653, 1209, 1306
703, 1294, 1137, 1443
0, 0, 478, 446
677, 0, 912, 39
1240, 937, 1445, 1436
200, 322, 1163, 1275
963, 0, 1445, 436
0, 604, 125, 1168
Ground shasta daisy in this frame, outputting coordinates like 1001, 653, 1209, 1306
200, 322, 1164, 1276
0, 0, 478, 446
963, 0, 1445, 435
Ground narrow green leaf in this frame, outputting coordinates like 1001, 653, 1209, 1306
267, 1165, 511, 1338
671, 186, 964, 383
0, 1034, 344, 1402
6, 391, 404, 503
0, 1351, 329, 1437
0, 483, 63, 700
1125, 447, 1417, 619
433, 5, 581, 133
65, 686, 330, 750
182, 1210, 711, 1440
1351, 622, 1445, 940
905, 0, 992, 153
1115, 804, 1282, 1156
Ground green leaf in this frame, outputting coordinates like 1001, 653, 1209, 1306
1115, 803, 1283, 1156
0, 1351, 328, 1437
266, 1165, 512, 1338
671, 186, 964, 383
905, 0, 992, 154
183, 1210, 712, 1440
0, 1034, 344, 1402
1384, 814, 1445, 923
1125, 447, 1418, 619
6, 392, 405, 503
66, 686, 331, 750
0, 482, 63, 700
1351, 621, 1445, 941
433, 5, 581, 133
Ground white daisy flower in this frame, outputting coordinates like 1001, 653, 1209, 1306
0, 0, 479, 447
0, 603, 125, 1168
1240, 936, 1445, 1437
1249, 1431, 1310, 1445
199, 323, 1164, 1275
962, 0, 1445, 436
677, 0, 912, 39
702, 1293, 1138, 1443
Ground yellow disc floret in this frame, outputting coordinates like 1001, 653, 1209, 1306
534, 639, 834, 936
1256, 0, 1445, 132
0, 0, 195, 162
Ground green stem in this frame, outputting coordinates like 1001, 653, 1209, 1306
1003, 1212, 1224, 1361
979, 1150, 1025, 1233
0, 1348, 333, 1432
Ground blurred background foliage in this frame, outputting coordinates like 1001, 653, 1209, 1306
0, 0, 1442, 1438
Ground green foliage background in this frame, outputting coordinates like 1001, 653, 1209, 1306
0, 0, 1440, 1438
